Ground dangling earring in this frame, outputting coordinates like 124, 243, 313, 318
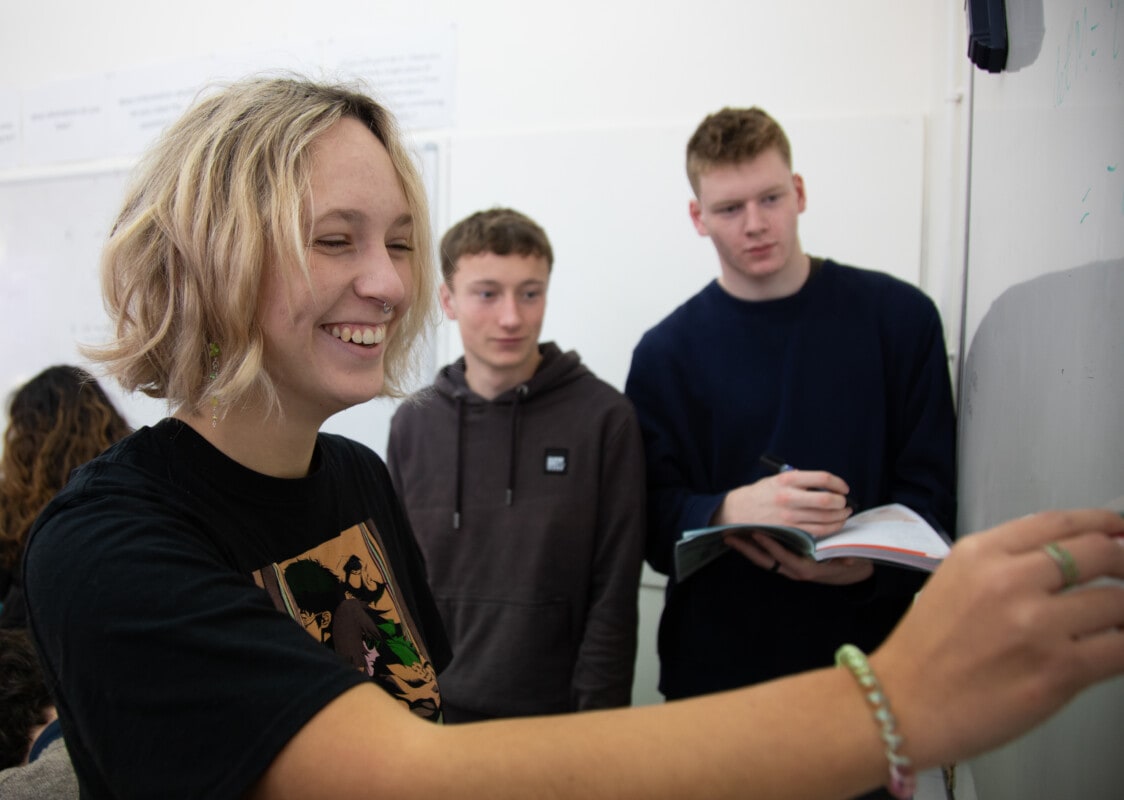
208, 342, 221, 428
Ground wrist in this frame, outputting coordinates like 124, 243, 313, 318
835, 644, 917, 799
710, 496, 731, 526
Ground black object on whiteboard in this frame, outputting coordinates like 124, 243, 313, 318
966, 0, 1008, 73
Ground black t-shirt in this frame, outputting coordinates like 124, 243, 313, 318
24, 419, 450, 799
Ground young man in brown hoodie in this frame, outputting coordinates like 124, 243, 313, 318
388, 207, 646, 723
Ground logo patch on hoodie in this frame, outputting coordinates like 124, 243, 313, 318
543, 448, 569, 475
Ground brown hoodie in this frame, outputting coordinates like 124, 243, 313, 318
387, 342, 646, 719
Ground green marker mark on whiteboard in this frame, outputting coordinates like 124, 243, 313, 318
1109, 165, 1118, 172
1080, 212, 1090, 223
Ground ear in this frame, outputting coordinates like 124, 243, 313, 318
688, 199, 709, 237
438, 282, 457, 321
793, 173, 807, 214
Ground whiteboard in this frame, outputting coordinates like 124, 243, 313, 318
0, 170, 153, 420
959, 1, 1124, 797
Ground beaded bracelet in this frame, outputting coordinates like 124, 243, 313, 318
835, 644, 916, 800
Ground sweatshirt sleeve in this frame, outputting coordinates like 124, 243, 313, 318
625, 332, 727, 577
571, 401, 646, 710
861, 285, 957, 603
385, 405, 407, 496
882, 289, 957, 538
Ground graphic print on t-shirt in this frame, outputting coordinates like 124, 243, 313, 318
252, 520, 442, 721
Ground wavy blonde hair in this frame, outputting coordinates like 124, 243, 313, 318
85, 75, 437, 417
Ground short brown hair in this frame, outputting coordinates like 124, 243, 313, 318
439, 207, 553, 285
685, 107, 793, 195
87, 75, 437, 416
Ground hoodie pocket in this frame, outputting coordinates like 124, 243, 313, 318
436, 595, 575, 716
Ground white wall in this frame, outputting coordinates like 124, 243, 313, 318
0, 0, 968, 387
0, 0, 968, 717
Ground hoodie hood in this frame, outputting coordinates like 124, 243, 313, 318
432, 342, 590, 529
432, 341, 589, 404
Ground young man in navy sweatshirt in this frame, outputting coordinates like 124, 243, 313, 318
624, 108, 956, 722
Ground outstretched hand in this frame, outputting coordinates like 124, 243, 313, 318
870, 509, 1124, 769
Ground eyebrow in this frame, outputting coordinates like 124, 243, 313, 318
709, 183, 788, 208
314, 209, 414, 229
465, 278, 547, 290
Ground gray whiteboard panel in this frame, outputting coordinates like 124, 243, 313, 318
960, 261, 1124, 528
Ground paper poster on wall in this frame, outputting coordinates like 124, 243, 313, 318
101, 50, 321, 162
7, 25, 456, 172
22, 76, 116, 166
325, 25, 457, 130
0, 90, 18, 170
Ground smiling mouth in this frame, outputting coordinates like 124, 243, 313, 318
327, 324, 387, 346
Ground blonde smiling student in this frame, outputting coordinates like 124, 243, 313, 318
21, 75, 1124, 800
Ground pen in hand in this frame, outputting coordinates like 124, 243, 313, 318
759, 453, 856, 511
759, 453, 795, 473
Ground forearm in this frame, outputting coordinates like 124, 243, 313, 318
255, 672, 889, 800
252, 509, 1124, 800
448, 671, 886, 800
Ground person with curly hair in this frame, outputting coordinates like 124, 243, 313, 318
0, 365, 131, 628
0, 629, 78, 798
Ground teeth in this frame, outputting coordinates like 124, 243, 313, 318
329, 325, 386, 345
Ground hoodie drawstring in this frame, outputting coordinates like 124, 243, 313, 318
452, 383, 529, 529
453, 391, 465, 530
506, 384, 528, 506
